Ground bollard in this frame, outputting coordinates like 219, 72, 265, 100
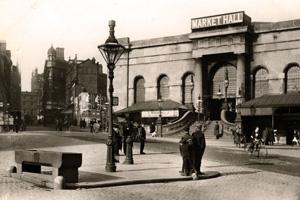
54, 176, 64, 190
123, 136, 134, 164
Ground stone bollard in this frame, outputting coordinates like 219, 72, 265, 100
123, 136, 134, 164
54, 176, 64, 190
6, 166, 16, 177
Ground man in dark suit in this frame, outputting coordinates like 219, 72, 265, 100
137, 123, 146, 154
192, 124, 206, 175
179, 126, 194, 176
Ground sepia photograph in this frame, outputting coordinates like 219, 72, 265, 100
0, 0, 300, 199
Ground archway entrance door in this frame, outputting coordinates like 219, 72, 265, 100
210, 64, 237, 120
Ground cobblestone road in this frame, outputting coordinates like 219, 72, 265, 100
1, 168, 300, 200
1, 131, 300, 200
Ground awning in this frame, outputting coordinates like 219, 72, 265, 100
240, 93, 300, 116
115, 99, 188, 114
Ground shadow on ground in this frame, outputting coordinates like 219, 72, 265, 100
79, 171, 122, 182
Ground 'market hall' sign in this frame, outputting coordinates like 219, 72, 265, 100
191, 11, 250, 30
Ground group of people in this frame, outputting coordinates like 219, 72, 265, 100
12, 116, 26, 133
55, 117, 71, 131
112, 121, 147, 162
179, 124, 206, 177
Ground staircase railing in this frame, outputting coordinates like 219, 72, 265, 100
220, 109, 236, 135
162, 111, 196, 136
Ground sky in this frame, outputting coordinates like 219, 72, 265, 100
1, 0, 300, 91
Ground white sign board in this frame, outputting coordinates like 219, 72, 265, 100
191, 11, 244, 30
142, 110, 179, 118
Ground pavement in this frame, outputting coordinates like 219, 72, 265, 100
0, 130, 221, 190
0, 129, 300, 200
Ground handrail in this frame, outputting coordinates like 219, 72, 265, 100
162, 111, 195, 136
220, 109, 236, 135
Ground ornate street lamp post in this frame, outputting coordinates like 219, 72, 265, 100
157, 98, 163, 137
98, 20, 125, 172
235, 88, 242, 124
197, 95, 202, 123
224, 68, 229, 110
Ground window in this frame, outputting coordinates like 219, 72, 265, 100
134, 77, 145, 103
183, 73, 194, 104
212, 65, 236, 98
158, 75, 169, 100
254, 68, 269, 98
285, 65, 300, 93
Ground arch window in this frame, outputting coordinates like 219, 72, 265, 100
134, 77, 145, 103
285, 65, 300, 93
158, 75, 169, 100
183, 73, 194, 104
254, 68, 269, 98
212, 65, 236, 98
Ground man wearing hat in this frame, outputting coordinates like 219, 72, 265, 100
191, 124, 206, 175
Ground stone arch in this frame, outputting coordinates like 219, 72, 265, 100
133, 75, 145, 103
210, 62, 237, 99
181, 71, 194, 105
283, 63, 300, 93
157, 74, 169, 100
252, 65, 269, 98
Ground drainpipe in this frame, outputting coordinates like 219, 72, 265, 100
126, 46, 131, 108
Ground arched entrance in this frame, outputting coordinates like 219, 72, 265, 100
210, 63, 237, 120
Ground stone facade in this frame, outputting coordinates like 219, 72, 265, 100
42, 46, 68, 124
0, 41, 21, 117
114, 12, 300, 120
21, 91, 38, 124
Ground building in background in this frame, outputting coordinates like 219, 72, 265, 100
31, 68, 44, 122
21, 91, 38, 125
0, 41, 12, 114
10, 64, 21, 116
42, 46, 68, 124
0, 41, 21, 131
41, 46, 107, 125
66, 56, 107, 125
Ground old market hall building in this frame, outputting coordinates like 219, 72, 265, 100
114, 11, 300, 142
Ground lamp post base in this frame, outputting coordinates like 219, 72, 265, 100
105, 142, 116, 172
123, 141, 134, 164
105, 164, 116, 172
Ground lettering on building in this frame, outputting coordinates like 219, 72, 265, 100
191, 11, 245, 30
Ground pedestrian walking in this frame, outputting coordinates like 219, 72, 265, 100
233, 125, 242, 147
191, 124, 206, 175
214, 121, 220, 139
55, 118, 59, 131
122, 121, 131, 155
14, 116, 20, 133
179, 126, 194, 176
113, 126, 122, 162
262, 127, 269, 145
90, 119, 95, 133
274, 129, 280, 144
137, 123, 146, 154
268, 128, 275, 145
150, 122, 157, 137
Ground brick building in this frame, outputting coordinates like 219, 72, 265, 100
66, 56, 107, 124
42, 46, 68, 124
21, 91, 38, 125
0, 41, 21, 118
42, 46, 107, 125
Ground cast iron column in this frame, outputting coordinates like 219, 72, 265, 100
105, 67, 116, 172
